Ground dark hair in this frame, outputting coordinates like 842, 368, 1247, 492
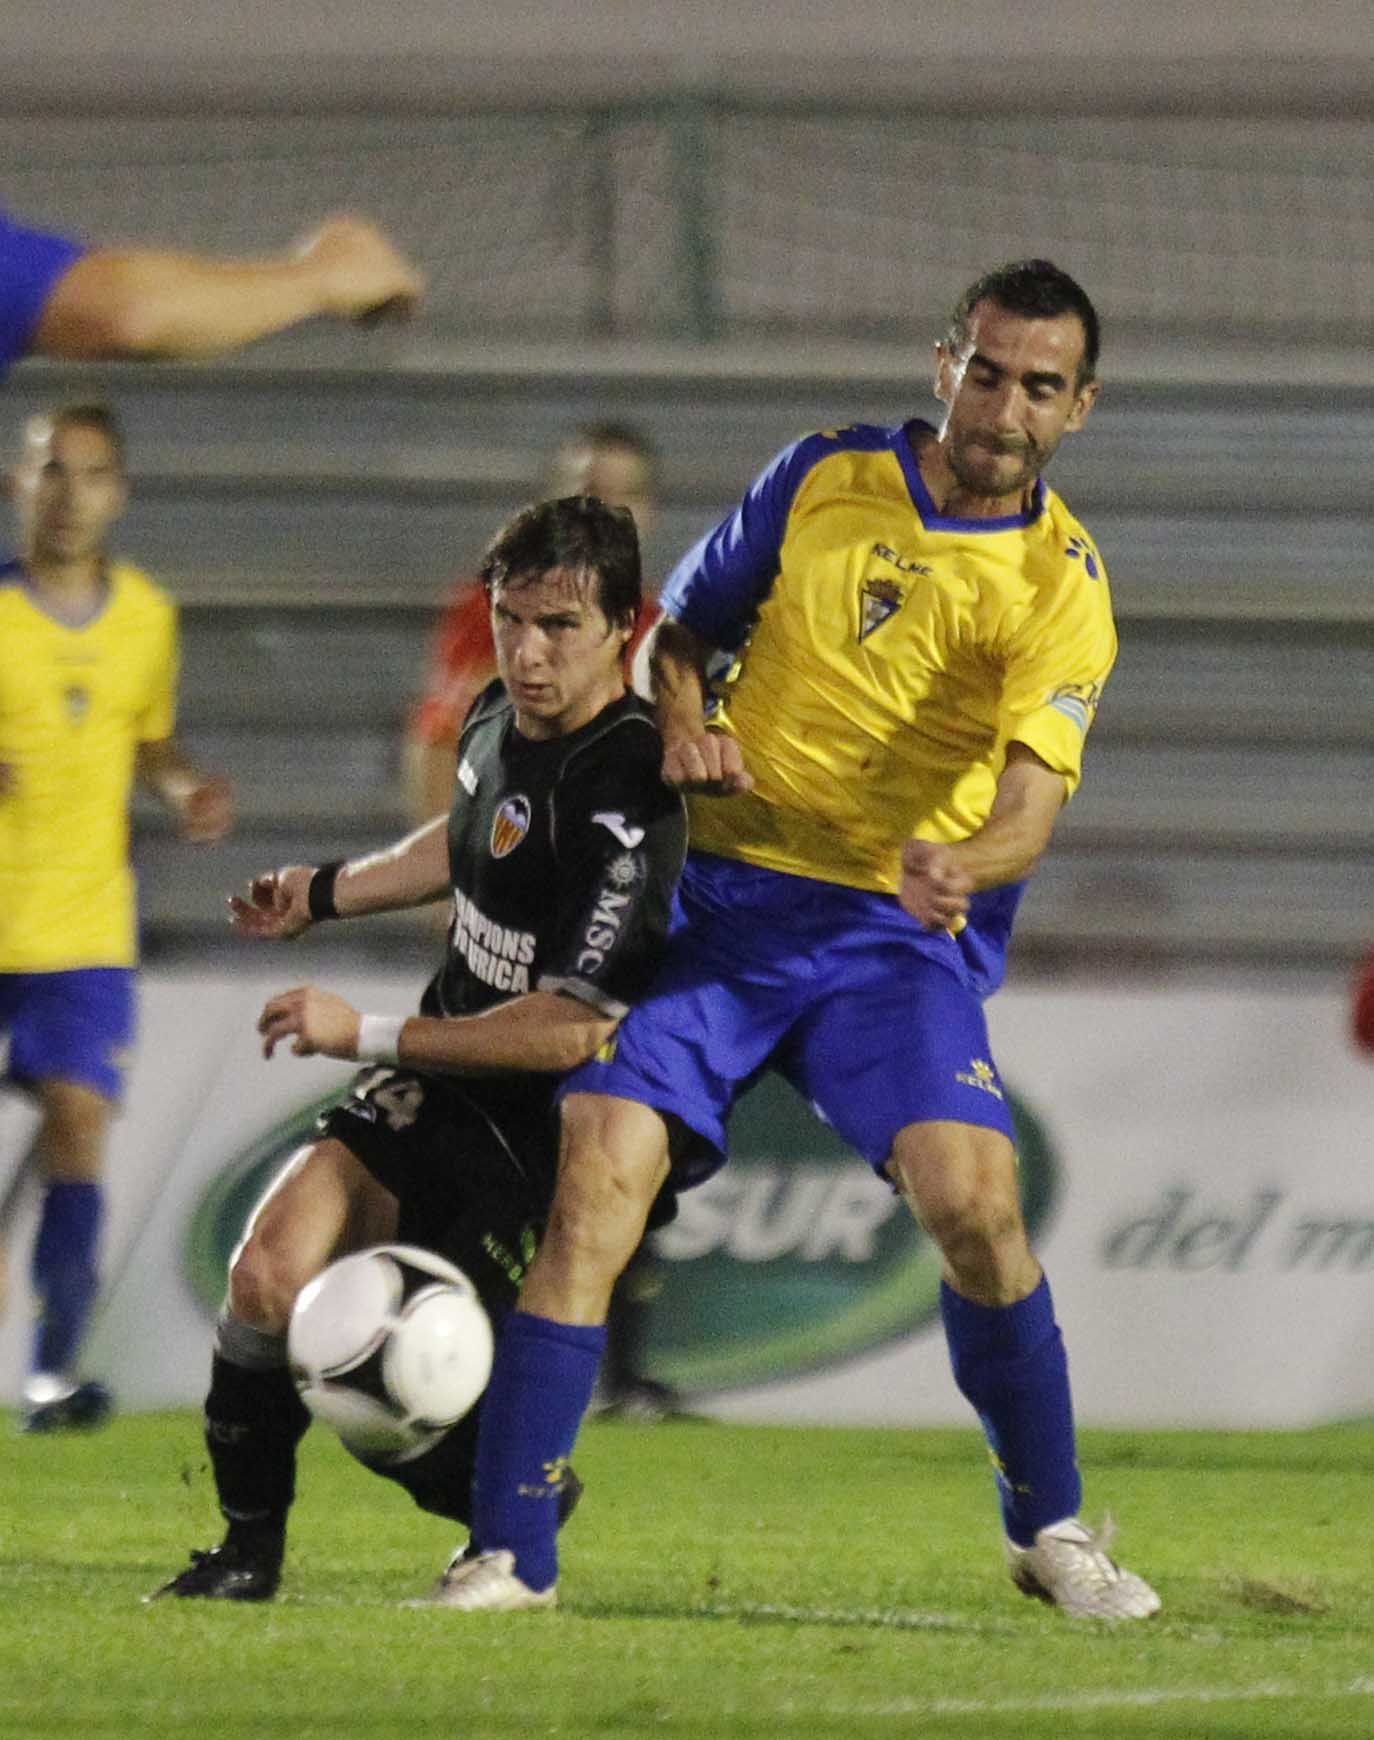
948, 260, 1100, 389
42, 400, 128, 470
480, 494, 642, 625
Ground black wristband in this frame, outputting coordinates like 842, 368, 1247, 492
307, 861, 344, 921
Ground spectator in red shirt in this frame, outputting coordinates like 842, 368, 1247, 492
403, 424, 662, 826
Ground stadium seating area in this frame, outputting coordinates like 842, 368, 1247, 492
5, 100, 1370, 970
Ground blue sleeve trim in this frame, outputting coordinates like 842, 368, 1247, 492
0, 213, 85, 373
660, 425, 896, 650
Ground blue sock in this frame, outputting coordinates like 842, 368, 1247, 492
471, 1310, 605, 1591
29, 1181, 105, 1378
941, 1275, 1082, 1547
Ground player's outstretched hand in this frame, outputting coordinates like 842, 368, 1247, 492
293, 214, 426, 325
258, 986, 362, 1060
662, 729, 754, 797
228, 864, 315, 940
177, 775, 235, 843
899, 838, 974, 931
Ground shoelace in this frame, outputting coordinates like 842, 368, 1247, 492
1045, 1515, 1123, 1588
440, 1550, 513, 1594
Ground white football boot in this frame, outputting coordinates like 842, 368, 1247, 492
1006, 1515, 1161, 1620
405, 1547, 557, 1612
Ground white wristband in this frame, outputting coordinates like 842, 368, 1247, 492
356, 1013, 405, 1065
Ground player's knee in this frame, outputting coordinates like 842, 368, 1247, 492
899, 1162, 1026, 1267
35, 1083, 111, 1180
227, 1225, 312, 1334
545, 1159, 659, 1287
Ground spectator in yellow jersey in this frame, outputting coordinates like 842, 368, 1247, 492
446, 261, 1162, 1622
0, 402, 233, 1429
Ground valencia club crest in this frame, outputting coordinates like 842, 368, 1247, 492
490, 794, 531, 858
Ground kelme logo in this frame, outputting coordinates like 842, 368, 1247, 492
184, 1076, 1059, 1393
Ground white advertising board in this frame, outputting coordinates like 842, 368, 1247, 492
2, 971, 1370, 1427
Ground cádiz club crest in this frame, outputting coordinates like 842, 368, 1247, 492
859, 578, 904, 641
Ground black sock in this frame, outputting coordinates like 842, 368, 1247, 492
204, 1323, 311, 1534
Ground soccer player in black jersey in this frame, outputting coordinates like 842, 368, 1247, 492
151, 494, 685, 1604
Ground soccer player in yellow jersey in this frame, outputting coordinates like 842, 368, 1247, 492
0, 402, 233, 1429
452, 261, 1162, 1621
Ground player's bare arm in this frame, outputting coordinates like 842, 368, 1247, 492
230, 816, 451, 940
258, 985, 617, 1073
644, 615, 753, 796
899, 745, 1067, 929
135, 739, 234, 843
32, 214, 423, 361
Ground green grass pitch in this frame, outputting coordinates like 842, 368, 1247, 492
1, 1414, 1371, 1739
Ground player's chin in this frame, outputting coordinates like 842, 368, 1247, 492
954, 440, 1038, 491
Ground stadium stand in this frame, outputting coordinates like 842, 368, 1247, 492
4, 102, 1370, 969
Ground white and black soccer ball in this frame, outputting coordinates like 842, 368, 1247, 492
287, 1244, 494, 1466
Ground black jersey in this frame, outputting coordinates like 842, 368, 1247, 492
421, 685, 686, 1025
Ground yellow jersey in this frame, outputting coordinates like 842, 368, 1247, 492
660, 421, 1116, 896
0, 560, 177, 970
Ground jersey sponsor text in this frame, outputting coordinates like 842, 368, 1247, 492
451, 885, 536, 993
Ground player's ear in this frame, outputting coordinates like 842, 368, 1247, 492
1063, 378, 1100, 434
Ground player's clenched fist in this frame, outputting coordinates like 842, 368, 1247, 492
258, 986, 362, 1060
292, 214, 425, 324
661, 729, 754, 796
228, 864, 315, 940
176, 775, 235, 843
899, 838, 974, 930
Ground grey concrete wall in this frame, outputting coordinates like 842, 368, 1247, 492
7, 2, 1374, 111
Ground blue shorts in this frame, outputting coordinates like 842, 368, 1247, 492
0, 968, 136, 1103
560, 852, 1014, 1184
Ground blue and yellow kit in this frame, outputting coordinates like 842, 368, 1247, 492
0, 561, 178, 971
659, 418, 1116, 986
664, 419, 1116, 895
565, 420, 1114, 1165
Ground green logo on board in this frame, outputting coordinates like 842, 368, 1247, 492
184, 1075, 1058, 1392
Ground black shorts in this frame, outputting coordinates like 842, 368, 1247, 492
318, 1065, 556, 1320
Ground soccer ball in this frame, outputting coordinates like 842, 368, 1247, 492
287, 1244, 494, 1465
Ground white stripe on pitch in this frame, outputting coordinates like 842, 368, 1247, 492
823, 1678, 1374, 1718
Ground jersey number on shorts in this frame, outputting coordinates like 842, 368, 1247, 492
355, 1067, 426, 1132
